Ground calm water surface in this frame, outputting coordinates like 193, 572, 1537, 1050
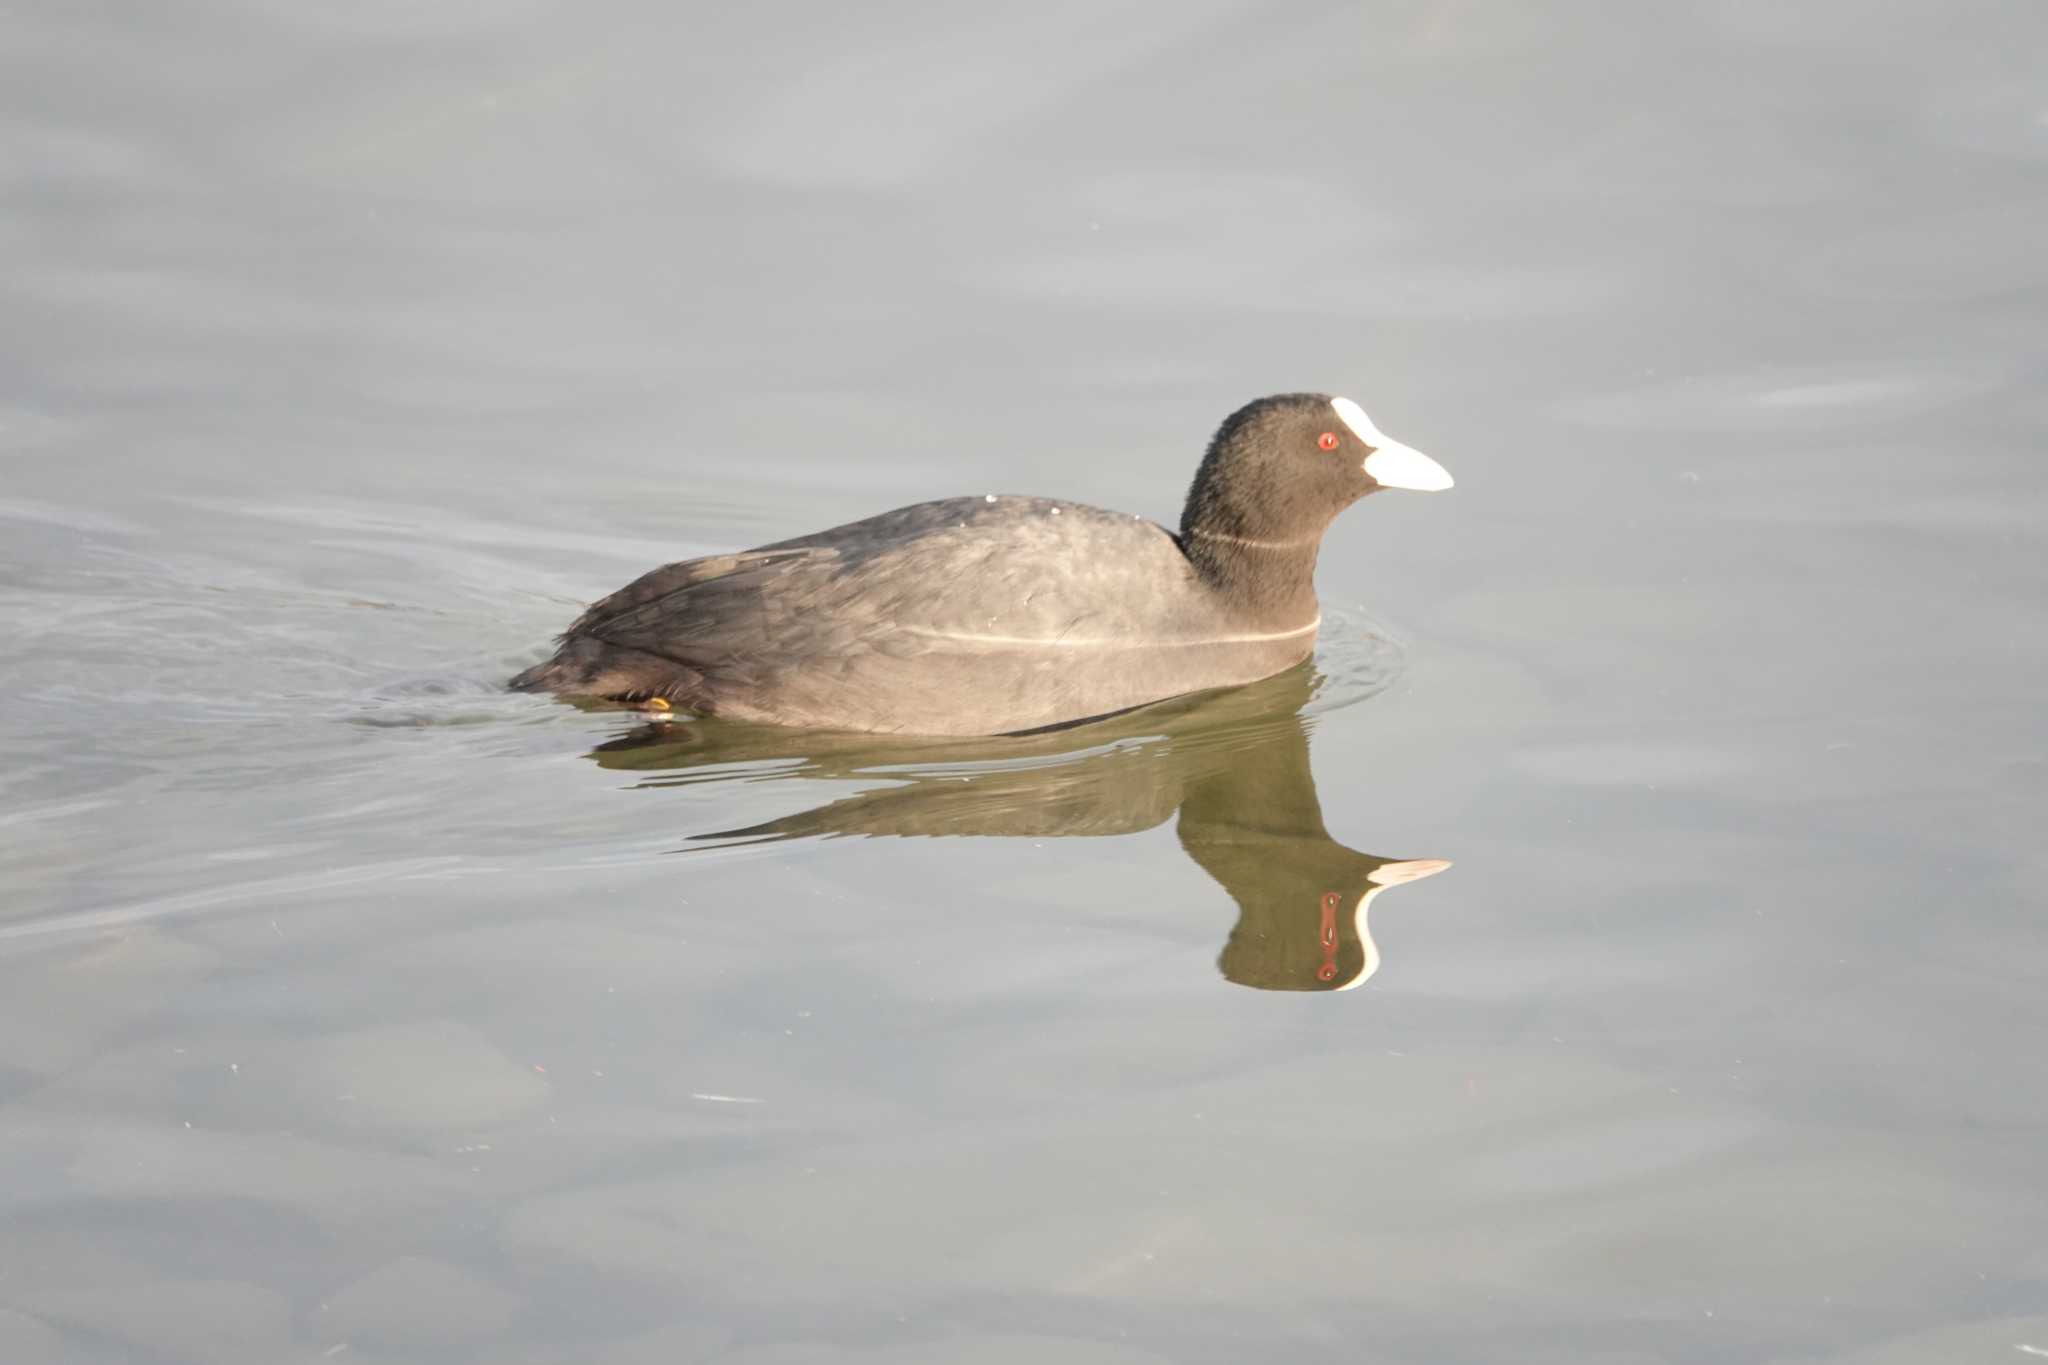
3, 3, 2045, 1362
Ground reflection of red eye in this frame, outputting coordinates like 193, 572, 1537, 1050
1317, 432, 1339, 451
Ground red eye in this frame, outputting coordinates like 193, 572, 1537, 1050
1317, 432, 1340, 451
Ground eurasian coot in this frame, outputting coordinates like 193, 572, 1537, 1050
512, 392, 1451, 734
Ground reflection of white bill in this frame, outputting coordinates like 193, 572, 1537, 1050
1337, 858, 1457, 992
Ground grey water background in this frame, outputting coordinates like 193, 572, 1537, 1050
2, 1, 2045, 1361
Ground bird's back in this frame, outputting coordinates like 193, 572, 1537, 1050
528, 496, 1319, 734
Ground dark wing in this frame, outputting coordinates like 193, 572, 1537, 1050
561, 548, 825, 639
566, 543, 939, 688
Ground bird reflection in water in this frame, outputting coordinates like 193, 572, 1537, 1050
586, 662, 1450, 992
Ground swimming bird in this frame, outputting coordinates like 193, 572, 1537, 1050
511, 393, 1451, 735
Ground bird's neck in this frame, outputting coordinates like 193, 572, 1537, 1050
1178, 521, 1323, 620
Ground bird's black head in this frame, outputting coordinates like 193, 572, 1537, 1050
1178, 392, 1452, 565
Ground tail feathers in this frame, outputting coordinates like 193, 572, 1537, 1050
508, 659, 567, 692
509, 638, 703, 703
